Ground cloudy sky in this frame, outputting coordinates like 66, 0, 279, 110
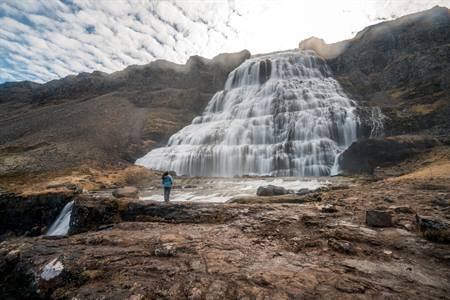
0, 0, 449, 83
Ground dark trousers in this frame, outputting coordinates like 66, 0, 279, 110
164, 187, 171, 202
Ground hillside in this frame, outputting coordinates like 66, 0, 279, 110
0, 51, 250, 176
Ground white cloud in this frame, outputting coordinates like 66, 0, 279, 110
0, 0, 448, 83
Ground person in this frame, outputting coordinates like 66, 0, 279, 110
161, 171, 174, 202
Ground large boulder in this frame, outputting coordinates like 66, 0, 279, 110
256, 185, 290, 196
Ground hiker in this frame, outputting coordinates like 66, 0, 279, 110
161, 171, 174, 202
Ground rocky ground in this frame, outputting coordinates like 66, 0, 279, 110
0, 147, 449, 299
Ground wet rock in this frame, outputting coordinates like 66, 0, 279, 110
0, 191, 75, 236
366, 210, 393, 227
416, 215, 450, 243
321, 204, 338, 213
296, 188, 310, 196
328, 239, 355, 255
112, 186, 139, 198
256, 185, 289, 196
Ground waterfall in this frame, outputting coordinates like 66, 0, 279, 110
46, 201, 74, 236
136, 50, 361, 177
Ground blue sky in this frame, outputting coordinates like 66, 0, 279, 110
1, 0, 449, 84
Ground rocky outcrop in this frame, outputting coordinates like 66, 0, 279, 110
339, 135, 439, 174
0, 50, 250, 176
0, 191, 76, 238
68, 196, 258, 234
328, 6, 450, 138
299, 37, 349, 59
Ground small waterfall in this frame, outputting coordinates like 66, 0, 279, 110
46, 201, 74, 236
136, 50, 364, 177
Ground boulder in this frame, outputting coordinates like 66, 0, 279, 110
321, 204, 338, 213
416, 215, 450, 243
256, 185, 289, 196
112, 186, 138, 198
366, 210, 393, 227
328, 239, 355, 255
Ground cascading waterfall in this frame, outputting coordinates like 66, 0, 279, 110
46, 201, 74, 236
137, 50, 362, 177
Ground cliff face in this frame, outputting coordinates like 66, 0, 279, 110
328, 6, 450, 137
0, 50, 250, 175
306, 6, 450, 175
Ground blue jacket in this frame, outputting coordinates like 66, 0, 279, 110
162, 175, 173, 188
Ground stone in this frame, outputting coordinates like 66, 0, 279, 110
328, 239, 355, 255
41, 258, 64, 281
112, 186, 139, 198
321, 204, 338, 213
366, 210, 393, 227
256, 185, 289, 196
416, 215, 450, 243
391, 206, 414, 214
154, 243, 176, 257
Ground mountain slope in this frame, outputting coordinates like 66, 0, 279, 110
0, 51, 250, 175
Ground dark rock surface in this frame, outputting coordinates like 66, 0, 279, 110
0, 191, 76, 237
340, 135, 439, 174
366, 210, 393, 227
416, 215, 450, 243
329, 6, 450, 138
256, 185, 290, 196
0, 50, 250, 175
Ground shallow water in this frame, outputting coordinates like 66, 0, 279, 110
139, 176, 345, 203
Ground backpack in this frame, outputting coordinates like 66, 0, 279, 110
162, 175, 173, 188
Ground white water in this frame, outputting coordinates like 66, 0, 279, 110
139, 177, 330, 203
46, 201, 74, 236
137, 50, 360, 177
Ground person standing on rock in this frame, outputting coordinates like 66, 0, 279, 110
162, 171, 174, 202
